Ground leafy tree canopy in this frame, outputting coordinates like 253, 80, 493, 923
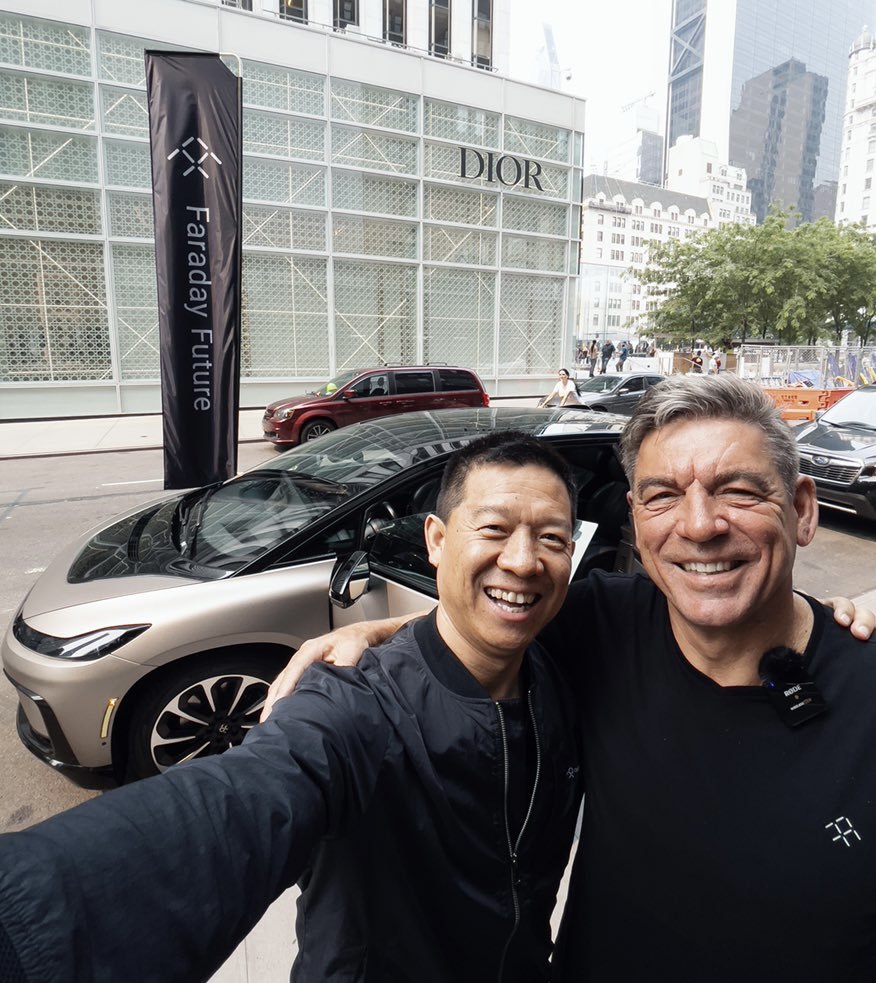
631, 207, 876, 348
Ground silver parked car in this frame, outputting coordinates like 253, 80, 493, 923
3, 407, 634, 787
570, 372, 665, 415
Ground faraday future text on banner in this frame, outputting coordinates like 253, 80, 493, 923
145, 51, 242, 490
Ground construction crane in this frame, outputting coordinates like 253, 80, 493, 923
621, 90, 656, 113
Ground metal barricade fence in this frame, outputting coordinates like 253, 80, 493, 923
735, 346, 876, 389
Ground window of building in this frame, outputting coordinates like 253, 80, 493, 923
610, 249, 624, 261
611, 233, 624, 244
706, 162, 712, 174
866, 178, 872, 190
334, 0, 358, 28
652, 206, 661, 217
634, 204, 643, 214
842, 184, 847, 194
592, 297, 600, 308
612, 215, 626, 227
597, 213, 604, 224
383, 0, 404, 43
868, 160, 874, 173
864, 215, 869, 225
596, 231, 603, 241
430, 0, 450, 57
595, 248, 603, 258
864, 196, 871, 210
592, 315, 599, 325
280, 0, 307, 22
472, 0, 492, 69
869, 138, 876, 154
650, 222, 662, 233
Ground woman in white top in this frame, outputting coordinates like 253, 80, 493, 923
539, 368, 579, 407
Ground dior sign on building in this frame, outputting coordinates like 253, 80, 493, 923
458, 146, 544, 191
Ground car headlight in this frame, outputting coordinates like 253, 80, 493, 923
275, 407, 298, 421
12, 616, 149, 661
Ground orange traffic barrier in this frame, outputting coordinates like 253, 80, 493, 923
762, 387, 854, 422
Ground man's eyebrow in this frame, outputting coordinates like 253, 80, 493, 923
635, 470, 774, 496
468, 504, 572, 528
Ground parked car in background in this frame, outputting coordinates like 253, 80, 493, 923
794, 384, 876, 520
569, 372, 665, 415
3, 407, 636, 789
262, 365, 489, 445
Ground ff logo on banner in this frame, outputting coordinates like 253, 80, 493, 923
167, 136, 223, 179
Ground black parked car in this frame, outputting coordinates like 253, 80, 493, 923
794, 385, 876, 520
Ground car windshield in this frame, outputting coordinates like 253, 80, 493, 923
577, 376, 620, 394
821, 389, 876, 430
68, 408, 623, 582
310, 370, 360, 397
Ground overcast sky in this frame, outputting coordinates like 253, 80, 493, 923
510, 0, 672, 172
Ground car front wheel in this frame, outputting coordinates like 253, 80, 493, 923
125, 652, 283, 782
300, 418, 337, 442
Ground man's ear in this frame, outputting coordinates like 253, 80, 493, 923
424, 513, 446, 569
793, 475, 819, 547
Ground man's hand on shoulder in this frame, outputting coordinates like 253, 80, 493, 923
825, 596, 876, 640
260, 613, 425, 721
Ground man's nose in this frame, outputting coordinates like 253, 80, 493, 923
497, 528, 541, 576
676, 488, 729, 541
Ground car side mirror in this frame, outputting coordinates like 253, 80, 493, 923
329, 550, 371, 608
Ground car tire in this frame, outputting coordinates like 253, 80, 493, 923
300, 419, 337, 442
125, 652, 284, 782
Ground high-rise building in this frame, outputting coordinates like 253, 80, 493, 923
666, 0, 871, 222
604, 102, 664, 187
667, 136, 755, 227
0, 0, 585, 417
836, 27, 876, 229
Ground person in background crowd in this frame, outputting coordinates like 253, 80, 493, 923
587, 338, 599, 378
599, 339, 615, 374
538, 368, 579, 408
690, 349, 704, 373
615, 340, 630, 372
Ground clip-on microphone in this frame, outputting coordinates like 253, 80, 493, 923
758, 646, 827, 728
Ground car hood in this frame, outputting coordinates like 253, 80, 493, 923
796, 420, 876, 462
19, 535, 187, 620
266, 393, 326, 413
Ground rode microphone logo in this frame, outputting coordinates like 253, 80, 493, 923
459, 146, 544, 190
167, 136, 223, 179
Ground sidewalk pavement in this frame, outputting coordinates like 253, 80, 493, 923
0, 399, 540, 460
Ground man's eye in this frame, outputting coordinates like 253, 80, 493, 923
541, 533, 568, 547
642, 490, 675, 505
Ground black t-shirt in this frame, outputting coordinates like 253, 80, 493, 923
541, 572, 876, 983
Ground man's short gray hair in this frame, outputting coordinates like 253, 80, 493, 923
620, 374, 800, 498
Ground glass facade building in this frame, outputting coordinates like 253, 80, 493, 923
0, 4, 583, 417
667, 0, 871, 222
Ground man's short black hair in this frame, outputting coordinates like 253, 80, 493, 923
434, 431, 577, 524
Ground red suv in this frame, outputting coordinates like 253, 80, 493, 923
262, 365, 490, 445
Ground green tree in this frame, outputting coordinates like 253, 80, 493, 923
632, 207, 876, 347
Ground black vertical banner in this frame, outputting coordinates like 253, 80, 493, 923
145, 52, 242, 489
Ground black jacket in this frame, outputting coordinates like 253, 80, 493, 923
0, 616, 582, 983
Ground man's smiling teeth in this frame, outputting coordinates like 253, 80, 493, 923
681, 561, 735, 574
486, 588, 536, 608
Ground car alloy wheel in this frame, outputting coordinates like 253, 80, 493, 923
300, 419, 337, 441
126, 653, 282, 780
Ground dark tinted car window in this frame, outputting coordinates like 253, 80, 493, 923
620, 378, 644, 393
394, 371, 434, 395
438, 369, 479, 392
349, 373, 389, 397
